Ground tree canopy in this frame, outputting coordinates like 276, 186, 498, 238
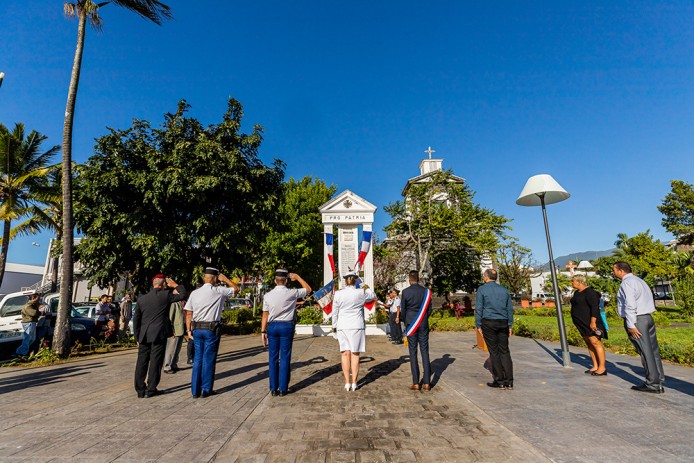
261, 176, 337, 288
659, 180, 694, 245
74, 99, 284, 292
384, 169, 510, 294
495, 239, 536, 295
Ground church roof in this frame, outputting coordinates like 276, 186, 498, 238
402, 171, 465, 197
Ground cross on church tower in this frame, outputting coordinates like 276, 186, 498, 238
424, 146, 436, 159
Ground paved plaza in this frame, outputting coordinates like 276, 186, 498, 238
1, 332, 693, 462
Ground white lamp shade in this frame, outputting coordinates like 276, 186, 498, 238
516, 174, 570, 206
577, 260, 593, 269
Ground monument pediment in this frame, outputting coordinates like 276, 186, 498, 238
320, 190, 376, 224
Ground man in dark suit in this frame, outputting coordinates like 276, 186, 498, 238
398, 270, 432, 391
133, 274, 187, 398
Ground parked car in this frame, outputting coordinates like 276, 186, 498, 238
654, 292, 673, 300
73, 301, 136, 335
224, 298, 251, 311
0, 291, 98, 349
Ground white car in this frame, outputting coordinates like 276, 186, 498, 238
0, 291, 37, 344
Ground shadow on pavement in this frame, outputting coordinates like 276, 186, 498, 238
430, 354, 456, 388
0, 363, 104, 394
215, 356, 329, 395
615, 361, 694, 397
359, 355, 409, 388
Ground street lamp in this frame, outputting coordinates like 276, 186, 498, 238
516, 174, 571, 367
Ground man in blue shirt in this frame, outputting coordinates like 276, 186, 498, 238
475, 269, 514, 390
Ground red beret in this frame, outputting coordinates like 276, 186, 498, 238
152, 273, 166, 281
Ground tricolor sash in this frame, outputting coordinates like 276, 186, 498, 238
405, 289, 432, 337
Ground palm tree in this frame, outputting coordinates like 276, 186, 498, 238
56, 0, 172, 356
0, 123, 59, 287
11, 167, 64, 292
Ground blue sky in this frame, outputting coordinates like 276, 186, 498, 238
1, 1, 693, 267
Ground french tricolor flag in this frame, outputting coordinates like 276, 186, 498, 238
354, 230, 372, 272
326, 233, 335, 275
315, 281, 335, 315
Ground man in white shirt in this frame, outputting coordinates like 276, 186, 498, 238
386, 289, 402, 345
184, 267, 239, 398
260, 269, 311, 396
613, 261, 665, 393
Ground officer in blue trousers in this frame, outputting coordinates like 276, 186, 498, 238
260, 269, 311, 396
184, 267, 239, 398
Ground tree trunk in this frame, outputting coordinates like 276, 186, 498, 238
0, 219, 11, 288
54, 13, 87, 357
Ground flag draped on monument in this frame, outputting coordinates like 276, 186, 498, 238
326, 233, 335, 275
353, 230, 372, 272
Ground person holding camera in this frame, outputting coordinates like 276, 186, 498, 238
184, 267, 239, 398
260, 269, 311, 397
570, 274, 608, 376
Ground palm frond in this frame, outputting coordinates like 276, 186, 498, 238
111, 0, 173, 25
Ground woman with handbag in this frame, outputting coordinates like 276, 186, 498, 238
570, 275, 609, 376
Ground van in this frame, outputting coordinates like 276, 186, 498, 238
533, 293, 554, 302
0, 290, 37, 344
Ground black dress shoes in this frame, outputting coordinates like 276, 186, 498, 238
278, 391, 287, 397
487, 382, 505, 389
631, 383, 664, 393
144, 389, 164, 398
137, 391, 145, 399
271, 390, 279, 397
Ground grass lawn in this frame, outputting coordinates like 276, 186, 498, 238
427, 309, 694, 366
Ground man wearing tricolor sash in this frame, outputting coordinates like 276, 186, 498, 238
399, 270, 433, 391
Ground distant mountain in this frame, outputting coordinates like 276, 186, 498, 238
540, 249, 617, 271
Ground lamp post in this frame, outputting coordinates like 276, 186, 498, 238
516, 174, 571, 367
0, 72, 4, 89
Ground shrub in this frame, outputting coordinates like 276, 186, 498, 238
369, 308, 389, 324
296, 306, 324, 324
222, 308, 256, 325
659, 341, 694, 366
651, 311, 671, 327
429, 316, 475, 331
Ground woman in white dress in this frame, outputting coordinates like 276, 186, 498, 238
332, 271, 377, 391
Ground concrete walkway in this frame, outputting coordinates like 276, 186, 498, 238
0, 332, 692, 462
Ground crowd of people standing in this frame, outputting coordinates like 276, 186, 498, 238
128, 259, 667, 399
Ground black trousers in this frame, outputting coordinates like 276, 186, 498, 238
407, 326, 431, 385
482, 318, 513, 386
134, 339, 167, 394
389, 312, 402, 342
187, 337, 195, 362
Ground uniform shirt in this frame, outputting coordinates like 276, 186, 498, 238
263, 286, 307, 323
184, 283, 236, 322
388, 297, 401, 314
617, 273, 656, 329
332, 286, 377, 330
475, 281, 514, 328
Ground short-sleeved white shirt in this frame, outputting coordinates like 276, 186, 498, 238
184, 283, 236, 322
389, 297, 401, 314
332, 286, 377, 330
263, 286, 307, 323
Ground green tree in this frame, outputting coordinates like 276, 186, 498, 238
612, 231, 674, 286
658, 180, 694, 245
74, 99, 285, 293
261, 176, 337, 288
384, 169, 509, 294
0, 123, 59, 287
430, 244, 482, 295
495, 239, 536, 295
56, 0, 172, 356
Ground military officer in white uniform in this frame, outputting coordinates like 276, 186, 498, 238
332, 271, 377, 391
184, 267, 239, 398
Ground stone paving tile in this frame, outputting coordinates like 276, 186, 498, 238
7, 331, 692, 462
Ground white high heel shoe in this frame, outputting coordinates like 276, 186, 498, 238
350, 383, 358, 391
344, 383, 351, 391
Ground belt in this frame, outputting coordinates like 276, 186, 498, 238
192, 321, 220, 331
